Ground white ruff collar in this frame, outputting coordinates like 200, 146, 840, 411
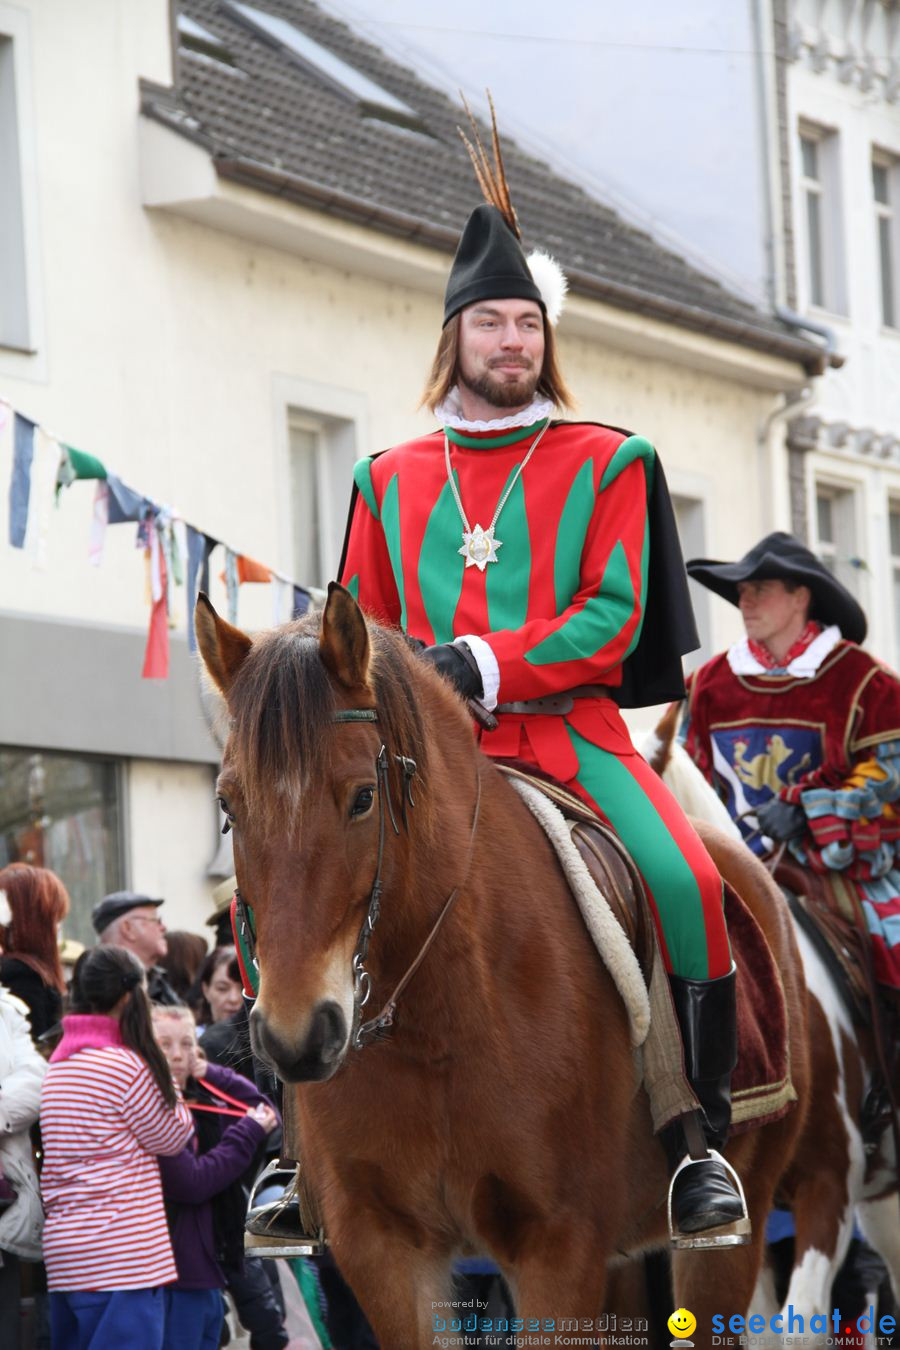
726, 624, 842, 677
435, 386, 555, 435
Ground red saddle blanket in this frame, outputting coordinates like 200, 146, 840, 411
727, 884, 795, 1133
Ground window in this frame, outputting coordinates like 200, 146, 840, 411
288, 411, 358, 589
873, 154, 898, 328
0, 33, 28, 349
226, 2, 428, 133
177, 15, 240, 71
290, 419, 324, 590
891, 502, 900, 668
798, 126, 845, 314
0, 748, 124, 947
815, 483, 860, 596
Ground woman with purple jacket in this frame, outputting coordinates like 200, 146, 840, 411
151, 1006, 278, 1350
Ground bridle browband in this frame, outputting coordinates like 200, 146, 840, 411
230, 704, 482, 1054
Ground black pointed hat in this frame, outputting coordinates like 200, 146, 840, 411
444, 204, 543, 325
686, 531, 867, 644
443, 95, 567, 327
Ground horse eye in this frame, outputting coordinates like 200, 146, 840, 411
350, 786, 375, 818
217, 796, 236, 834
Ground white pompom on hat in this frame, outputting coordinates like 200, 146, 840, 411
526, 249, 568, 326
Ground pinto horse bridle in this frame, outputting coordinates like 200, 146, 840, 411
230, 705, 482, 1052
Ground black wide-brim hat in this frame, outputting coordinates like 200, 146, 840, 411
686, 531, 867, 645
443, 204, 544, 325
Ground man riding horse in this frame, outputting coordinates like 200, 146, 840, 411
337, 117, 748, 1245
682, 532, 900, 1004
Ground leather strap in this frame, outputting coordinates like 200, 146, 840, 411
495, 684, 611, 716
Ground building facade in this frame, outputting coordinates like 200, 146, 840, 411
0, 0, 819, 941
785, 0, 900, 666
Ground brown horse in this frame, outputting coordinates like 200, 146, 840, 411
197, 584, 812, 1350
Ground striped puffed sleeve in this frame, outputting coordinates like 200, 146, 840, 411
339, 456, 403, 628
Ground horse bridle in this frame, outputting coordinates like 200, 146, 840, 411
230, 705, 482, 1052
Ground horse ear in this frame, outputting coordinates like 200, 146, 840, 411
319, 582, 371, 690
194, 592, 253, 697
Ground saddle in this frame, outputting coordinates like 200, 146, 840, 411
499, 762, 797, 1135
496, 762, 656, 980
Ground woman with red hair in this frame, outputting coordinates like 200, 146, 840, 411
0, 864, 70, 1042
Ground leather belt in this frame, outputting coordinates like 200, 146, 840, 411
495, 684, 612, 716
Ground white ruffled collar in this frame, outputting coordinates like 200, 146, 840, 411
727, 624, 842, 677
435, 386, 555, 434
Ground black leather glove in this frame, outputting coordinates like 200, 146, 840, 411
756, 797, 806, 842
420, 641, 484, 700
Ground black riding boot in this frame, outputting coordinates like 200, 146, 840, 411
661, 965, 750, 1247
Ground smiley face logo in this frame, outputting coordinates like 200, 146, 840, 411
667, 1307, 697, 1341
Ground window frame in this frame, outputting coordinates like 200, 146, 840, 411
873, 149, 899, 331
889, 497, 900, 669
811, 475, 863, 600
0, 744, 127, 948
797, 121, 847, 317
0, 4, 43, 367
272, 375, 370, 592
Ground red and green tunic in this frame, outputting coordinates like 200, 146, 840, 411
341, 419, 728, 980
684, 642, 900, 988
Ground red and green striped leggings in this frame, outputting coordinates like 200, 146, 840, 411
507, 722, 731, 981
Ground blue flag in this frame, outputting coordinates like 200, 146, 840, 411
9, 414, 36, 547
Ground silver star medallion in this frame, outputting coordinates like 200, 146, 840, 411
459, 523, 502, 571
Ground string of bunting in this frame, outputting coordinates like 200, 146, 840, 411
0, 395, 324, 680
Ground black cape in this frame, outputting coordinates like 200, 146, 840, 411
338, 422, 699, 710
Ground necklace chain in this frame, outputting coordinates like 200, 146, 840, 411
443, 418, 551, 537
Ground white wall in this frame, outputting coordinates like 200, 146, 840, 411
127, 757, 218, 935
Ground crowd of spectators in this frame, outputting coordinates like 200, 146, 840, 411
0, 865, 336, 1350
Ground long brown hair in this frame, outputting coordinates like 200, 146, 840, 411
420, 312, 575, 414
71, 946, 177, 1108
0, 864, 69, 993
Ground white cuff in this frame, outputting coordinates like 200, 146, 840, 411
456, 635, 500, 711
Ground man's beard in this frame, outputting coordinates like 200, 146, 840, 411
459, 362, 540, 409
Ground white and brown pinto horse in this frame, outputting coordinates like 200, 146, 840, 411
641, 707, 900, 1337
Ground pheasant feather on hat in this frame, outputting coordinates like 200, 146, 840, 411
443, 93, 568, 327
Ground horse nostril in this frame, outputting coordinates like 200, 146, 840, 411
249, 1001, 348, 1082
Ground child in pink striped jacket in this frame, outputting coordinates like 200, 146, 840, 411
40, 946, 194, 1350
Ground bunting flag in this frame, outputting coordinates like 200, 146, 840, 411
224, 548, 239, 624
142, 520, 170, 679
236, 554, 271, 584
9, 413, 36, 547
88, 482, 110, 566
56, 445, 108, 495
186, 527, 218, 651
26, 429, 64, 570
107, 474, 150, 525
2, 392, 324, 678
271, 574, 293, 625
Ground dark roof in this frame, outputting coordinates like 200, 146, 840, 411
141, 0, 825, 372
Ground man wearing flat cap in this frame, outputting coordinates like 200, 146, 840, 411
92, 891, 181, 1005
683, 531, 900, 990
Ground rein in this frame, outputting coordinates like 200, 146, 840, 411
230, 703, 482, 1055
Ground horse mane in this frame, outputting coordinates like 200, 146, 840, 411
226, 615, 437, 835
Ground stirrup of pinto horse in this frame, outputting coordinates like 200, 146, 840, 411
667, 1150, 752, 1250
243, 1159, 328, 1259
